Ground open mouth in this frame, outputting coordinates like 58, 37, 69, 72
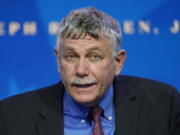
72, 83, 97, 88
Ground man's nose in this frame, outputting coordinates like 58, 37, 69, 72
76, 58, 89, 77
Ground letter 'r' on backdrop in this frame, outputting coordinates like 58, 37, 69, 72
0, 0, 180, 99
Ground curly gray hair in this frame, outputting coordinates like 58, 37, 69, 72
56, 7, 122, 55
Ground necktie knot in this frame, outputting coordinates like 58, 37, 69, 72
89, 106, 104, 121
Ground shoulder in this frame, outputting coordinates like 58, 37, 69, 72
114, 75, 180, 108
0, 82, 62, 114
115, 75, 178, 95
115, 75, 180, 133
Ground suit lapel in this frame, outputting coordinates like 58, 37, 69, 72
36, 83, 64, 135
114, 76, 141, 135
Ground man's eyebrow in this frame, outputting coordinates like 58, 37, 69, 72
62, 46, 75, 52
86, 46, 103, 52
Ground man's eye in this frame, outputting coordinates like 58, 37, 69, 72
90, 55, 102, 61
65, 55, 77, 60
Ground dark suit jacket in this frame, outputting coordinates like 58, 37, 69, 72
0, 75, 180, 135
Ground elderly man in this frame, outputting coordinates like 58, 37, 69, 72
0, 7, 180, 135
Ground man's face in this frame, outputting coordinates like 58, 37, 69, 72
55, 36, 126, 107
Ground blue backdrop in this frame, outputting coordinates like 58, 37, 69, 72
0, 0, 180, 99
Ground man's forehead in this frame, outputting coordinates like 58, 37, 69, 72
62, 45, 104, 52
59, 36, 112, 50
59, 39, 111, 53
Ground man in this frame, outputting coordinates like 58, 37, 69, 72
0, 7, 180, 135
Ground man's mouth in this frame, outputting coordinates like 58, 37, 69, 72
72, 83, 97, 88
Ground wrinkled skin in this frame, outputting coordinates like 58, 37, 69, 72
55, 36, 126, 107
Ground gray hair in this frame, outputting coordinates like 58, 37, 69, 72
56, 7, 122, 55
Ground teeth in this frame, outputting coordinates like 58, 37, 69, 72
70, 77, 97, 86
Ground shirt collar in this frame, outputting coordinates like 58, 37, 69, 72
99, 85, 114, 118
63, 85, 114, 119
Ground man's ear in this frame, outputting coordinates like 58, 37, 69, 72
54, 47, 61, 73
114, 49, 126, 75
